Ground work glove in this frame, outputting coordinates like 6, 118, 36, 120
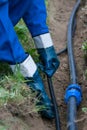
10, 55, 55, 119
26, 70, 55, 118
33, 33, 60, 77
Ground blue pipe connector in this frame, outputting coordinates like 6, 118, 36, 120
64, 84, 82, 106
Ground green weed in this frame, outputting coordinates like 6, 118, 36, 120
82, 41, 87, 78
82, 107, 87, 113
82, 41, 87, 59
82, 41, 87, 52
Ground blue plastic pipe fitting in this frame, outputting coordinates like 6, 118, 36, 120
64, 84, 82, 106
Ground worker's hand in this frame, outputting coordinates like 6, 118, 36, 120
10, 55, 55, 119
26, 70, 55, 119
33, 33, 60, 77
37, 46, 60, 77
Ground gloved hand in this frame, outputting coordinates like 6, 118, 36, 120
33, 33, 60, 77
37, 46, 60, 77
10, 55, 54, 119
26, 70, 55, 119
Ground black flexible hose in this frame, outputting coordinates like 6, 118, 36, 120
57, 47, 67, 56
47, 77, 61, 130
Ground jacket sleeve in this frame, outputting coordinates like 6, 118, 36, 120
0, 1, 27, 64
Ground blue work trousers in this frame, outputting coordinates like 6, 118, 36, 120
0, 0, 49, 64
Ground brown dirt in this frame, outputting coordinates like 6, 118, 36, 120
0, 0, 87, 130
48, 0, 87, 130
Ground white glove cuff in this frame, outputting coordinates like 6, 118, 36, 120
10, 55, 37, 77
33, 33, 53, 49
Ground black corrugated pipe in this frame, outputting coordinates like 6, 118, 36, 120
64, 0, 82, 130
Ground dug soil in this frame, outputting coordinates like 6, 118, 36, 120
0, 0, 87, 130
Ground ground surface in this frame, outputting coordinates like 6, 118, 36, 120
0, 0, 87, 130
48, 0, 87, 130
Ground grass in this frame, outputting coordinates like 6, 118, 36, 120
82, 41, 87, 57
0, 72, 32, 106
0, 71, 46, 114
82, 41, 87, 78
82, 107, 87, 113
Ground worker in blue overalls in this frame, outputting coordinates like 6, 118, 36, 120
0, 0, 60, 118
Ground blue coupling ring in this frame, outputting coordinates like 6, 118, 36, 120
64, 84, 82, 106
